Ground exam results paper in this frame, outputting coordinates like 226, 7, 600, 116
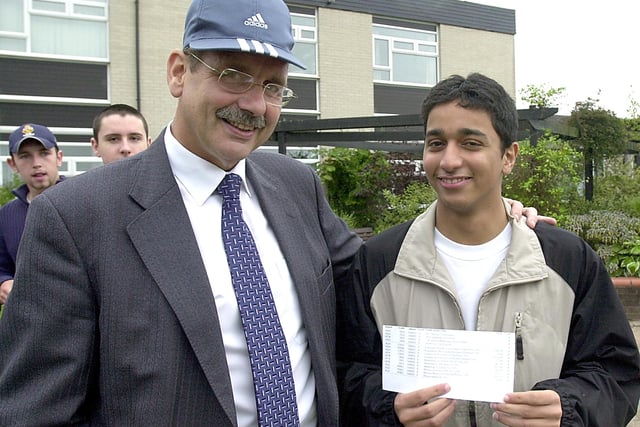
382, 325, 515, 403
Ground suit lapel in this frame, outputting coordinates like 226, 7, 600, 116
126, 137, 237, 425
246, 160, 323, 335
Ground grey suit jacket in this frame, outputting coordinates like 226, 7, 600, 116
0, 135, 361, 426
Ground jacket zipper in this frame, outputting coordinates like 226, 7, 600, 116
515, 311, 524, 360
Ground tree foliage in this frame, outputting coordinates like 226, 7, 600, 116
570, 98, 628, 162
519, 83, 565, 108
569, 97, 628, 200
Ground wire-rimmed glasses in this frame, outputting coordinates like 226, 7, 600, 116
190, 53, 296, 107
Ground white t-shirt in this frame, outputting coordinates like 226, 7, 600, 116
434, 224, 512, 330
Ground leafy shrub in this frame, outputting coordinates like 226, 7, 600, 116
563, 211, 640, 275
317, 147, 393, 228
0, 175, 21, 207
374, 181, 437, 233
503, 134, 582, 222
608, 240, 640, 277
587, 157, 640, 217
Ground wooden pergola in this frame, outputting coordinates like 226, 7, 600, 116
268, 108, 573, 154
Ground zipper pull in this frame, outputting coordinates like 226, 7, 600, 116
515, 312, 524, 360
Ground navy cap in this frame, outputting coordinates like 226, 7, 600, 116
183, 0, 306, 69
9, 123, 58, 154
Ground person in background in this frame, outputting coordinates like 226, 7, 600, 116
0, 1, 543, 425
337, 73, 640, 426
0, 123, 63, 306
91, 103, 151, 164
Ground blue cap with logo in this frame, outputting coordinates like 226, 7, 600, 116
9, 123, 58, 154
182, 0, 306, 69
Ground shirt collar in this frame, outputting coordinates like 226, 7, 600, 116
164, 124, 251, 205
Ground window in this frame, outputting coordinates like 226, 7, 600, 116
290, 13, 316, 75
373, 24, 438, 86
0, 0, 108, 59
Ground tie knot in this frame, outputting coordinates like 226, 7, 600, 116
218, 173, 242, 199
217, 173, 242, 200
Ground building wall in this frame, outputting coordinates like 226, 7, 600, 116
137, 0, 185, 138
108, 1, 139, 110
110, 1, 187, 139
0, 0, 516, 182
317, 8, 373, 118
440, 24, 516, 99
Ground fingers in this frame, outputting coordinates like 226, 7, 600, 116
0, 280, 13, 305
536, 215, 558, 227
395, 384, 457, 427
491, 391, 562, 426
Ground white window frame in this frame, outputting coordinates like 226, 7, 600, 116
290, 12, 317, 77
0, 0, 108, 61
373, 23, 438, 87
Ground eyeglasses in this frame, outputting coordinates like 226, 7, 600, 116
190, 53, 296, 107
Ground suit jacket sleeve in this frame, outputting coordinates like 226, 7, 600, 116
0, 193, 96, 425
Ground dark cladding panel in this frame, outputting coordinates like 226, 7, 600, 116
286, 0, 515, 35
0, 57, 107, 99
0, 103, 106, 130
284, 78, 317, 111
374, 84, 429, 115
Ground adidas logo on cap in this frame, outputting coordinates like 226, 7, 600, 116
244, 13, 268, 29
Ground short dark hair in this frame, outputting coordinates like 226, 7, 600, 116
421, 73, 518, 151
92, 104, 149, 140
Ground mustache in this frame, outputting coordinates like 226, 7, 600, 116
216, 106, 266, 129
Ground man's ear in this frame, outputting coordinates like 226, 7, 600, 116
503, 142, 519, 175
90, 137, 100, 156
167, 49, 188, 98
6, 156, 17, 172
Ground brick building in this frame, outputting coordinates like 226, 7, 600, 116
0, 0, 515, 182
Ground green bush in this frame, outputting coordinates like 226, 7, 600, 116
562, 210, 640, 276
374, 181, 436, 233
503, 134, 582, 222
317, 147, 393, 228
586, 157, 640, 217
608, 240, 640, 277
0, 175, 21, 207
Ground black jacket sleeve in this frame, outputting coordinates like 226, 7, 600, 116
337, 222, 413, 427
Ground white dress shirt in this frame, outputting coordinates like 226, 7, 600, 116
164, 126, 317, 426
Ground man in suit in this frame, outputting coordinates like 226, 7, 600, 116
0, 1, 541, 425
0, 0, 359, 425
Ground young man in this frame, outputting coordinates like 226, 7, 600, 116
337, 73, 640, 426
90, 103, 151, 164
0, 123, 63, 306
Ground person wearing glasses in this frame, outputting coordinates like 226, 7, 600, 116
0, 1, 543, 425
0, 1, 359, 425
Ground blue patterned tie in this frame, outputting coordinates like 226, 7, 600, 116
218, 173, 300, 427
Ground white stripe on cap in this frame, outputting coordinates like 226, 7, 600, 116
250, 39, 265, 54
236, 38, 278, 58
264, 42, 279, 58
237, 38, 251, 52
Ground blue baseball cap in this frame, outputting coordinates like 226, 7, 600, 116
9, 123, 58, 154
183, 0, 306, 69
